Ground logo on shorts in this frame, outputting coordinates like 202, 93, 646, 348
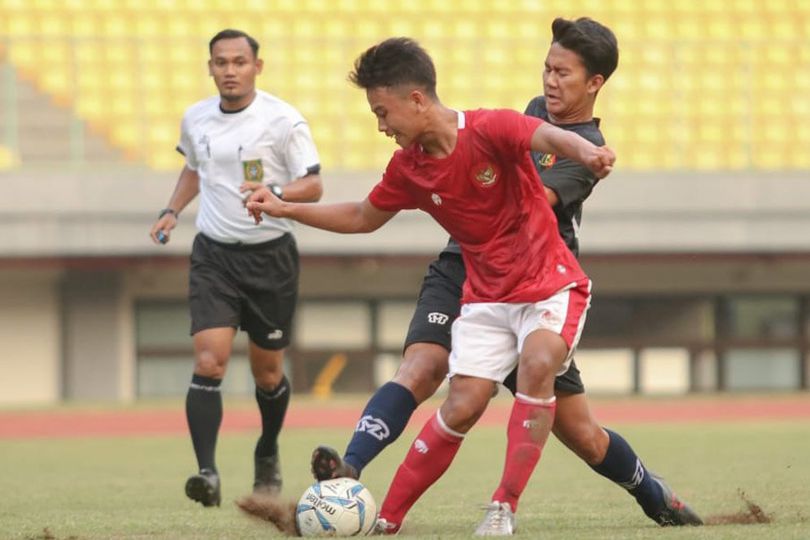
431, 193, 443, 206
427, 312, 450, 325
242, 159, 264, 182
266, 329, 284, 340
556, 264, 567, 274
414, 439, 429, 454
356, 415, 391, 441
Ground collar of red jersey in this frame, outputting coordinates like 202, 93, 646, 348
456, 110, 465, 129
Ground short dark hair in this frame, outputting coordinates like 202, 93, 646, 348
209, 29, 259, 58
551, 17, 618, 81
349, 37, 437, 98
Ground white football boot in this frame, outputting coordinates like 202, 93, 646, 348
474, 501, 516, 536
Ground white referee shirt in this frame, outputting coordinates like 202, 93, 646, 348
177, 90, 320, 244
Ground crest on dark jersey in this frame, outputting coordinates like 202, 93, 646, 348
538, 153, 557, 169
242, 159, 264, 182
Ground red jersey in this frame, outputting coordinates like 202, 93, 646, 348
369, 109, 588, 304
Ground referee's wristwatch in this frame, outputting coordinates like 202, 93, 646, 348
267, 183, 284, 200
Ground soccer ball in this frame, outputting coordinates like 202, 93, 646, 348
295, 477, 378, 537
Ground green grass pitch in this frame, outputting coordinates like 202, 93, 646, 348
2, 404, 809, 539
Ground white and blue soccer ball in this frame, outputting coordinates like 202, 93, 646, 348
295, 477, 378, 537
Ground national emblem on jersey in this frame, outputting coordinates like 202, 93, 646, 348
473, 163, 499, 187
537, 153, 557, 169
242, 159, 264, 182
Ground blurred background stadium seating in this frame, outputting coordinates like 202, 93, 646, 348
0, 0, 808, 404
2, 0, 809, 170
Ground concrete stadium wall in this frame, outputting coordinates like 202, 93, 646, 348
0, 167, 809, 257
1, 165, 809, 404
0, 270, 61, 404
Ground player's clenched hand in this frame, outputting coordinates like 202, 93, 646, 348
239, 181, 264, 201
245, 186, 283, 225
585, 145, 615, 179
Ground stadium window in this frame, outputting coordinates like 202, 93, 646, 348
581, 296, 714, 346
376, 300, 417, 351
134, 300, 253, 397
720, 296, 799, 340
295, 300, 371, 349
723, 348, 801, 391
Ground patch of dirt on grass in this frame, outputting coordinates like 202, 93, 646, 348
705, 489, 772, 525
236, 493, 299, 536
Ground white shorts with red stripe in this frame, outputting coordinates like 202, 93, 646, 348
448, 280, 591, 382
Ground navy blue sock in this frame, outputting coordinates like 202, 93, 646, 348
254, 376, 291, 459
186, 374, 222, 472
590, 428, 665, 518
343, 382, 418, 476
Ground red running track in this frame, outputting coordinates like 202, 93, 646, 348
1, 395, 809, 440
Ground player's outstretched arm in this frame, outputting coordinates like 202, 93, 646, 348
246, 188, 396, 234
530, 122, 615, 179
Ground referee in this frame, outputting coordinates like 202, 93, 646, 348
149, 29, 322, 507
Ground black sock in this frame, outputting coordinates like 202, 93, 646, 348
254, 375, 290, 459
590, 428, 665, 518
343, 382, 418, 476
186, 374, 222, 472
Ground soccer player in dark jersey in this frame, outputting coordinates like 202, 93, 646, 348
308, 17, 702, 532
247, 35, 615, 535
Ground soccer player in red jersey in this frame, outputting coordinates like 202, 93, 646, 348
247, 37, 613, 535
310, 17, 701, 534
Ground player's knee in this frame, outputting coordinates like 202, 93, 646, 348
251, 354, 285, 388
253, 369, 284, 390
565, 425, 609, 465
194, 349, 227, 378
519, 354, 557, 386
441, 385, 490, 432
394, 348, 449, 403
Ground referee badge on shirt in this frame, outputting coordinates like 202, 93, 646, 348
242, 159, 264, 182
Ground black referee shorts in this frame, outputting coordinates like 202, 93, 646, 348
404, 251, 585, 394
189, 232, 299, 350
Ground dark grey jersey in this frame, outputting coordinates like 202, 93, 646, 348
525, 96, 604, 257
441, 96, 604, 258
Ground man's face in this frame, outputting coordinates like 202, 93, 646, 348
366, 86, 422, 148
208, 37, 262, 106
542, 42, 601, 121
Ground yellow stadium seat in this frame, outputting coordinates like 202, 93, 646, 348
6, 14, 35, 37
1, 0, 806, 171
8, 41, 36, 67
76, 91, 105, 122
0, 145, 20, 169
40, 68, 73, 105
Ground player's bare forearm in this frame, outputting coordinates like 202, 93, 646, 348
150, 166, 199, 244
530, 123, 615, 178
246, 193, 396, 233
166, 166, 200, 213
283, 173, 324, 202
